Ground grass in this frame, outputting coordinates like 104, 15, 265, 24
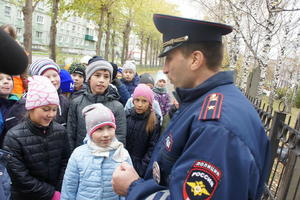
136, 67, 161, 74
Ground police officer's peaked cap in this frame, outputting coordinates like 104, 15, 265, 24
153, 14, 233, 57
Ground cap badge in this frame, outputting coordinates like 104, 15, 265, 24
162, 35, 189, 47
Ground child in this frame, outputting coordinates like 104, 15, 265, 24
5, 58, 70, 131
110, 62, 130, 106
120, 61, 140, 95
67, 58, 126, 151
153, 71, 171, 117
61, 103, 131, 200
68, 63, 87, 100
139, 73, 155, 89
0, 73, 18, 145
124, 73, 163, 123
59, 69, 74, 98
3, 76, 70, 200
126, 84, 161, 177
116, 67, 123, 79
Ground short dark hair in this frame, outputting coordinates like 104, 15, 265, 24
179, 42, 223, 70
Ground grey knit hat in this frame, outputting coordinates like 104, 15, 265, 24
140, 73, 154, 86
85, 60, 113, 81
82, 103, 116, 136
122, 61, 136, 74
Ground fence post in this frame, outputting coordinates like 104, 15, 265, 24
266, 111, 286, 180
277, 150, 300, 200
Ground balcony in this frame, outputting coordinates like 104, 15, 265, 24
85, 34, 94, 41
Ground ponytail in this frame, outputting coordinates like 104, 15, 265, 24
146, 109, 157, 135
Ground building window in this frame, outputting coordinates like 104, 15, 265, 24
72, 25, 75, 31
38, 2, 44, 9
36, 31, 43, 39
17, 10, 23, 19
4, 6, 11, 17
16, 28, 22, 35
37, 15, 44, 24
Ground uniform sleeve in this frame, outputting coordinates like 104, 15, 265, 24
114, 102, 127, 145
127, 124, 261, 200
67, 100, 78, 152
60, 152, 80, 200
3, 132, 55, 199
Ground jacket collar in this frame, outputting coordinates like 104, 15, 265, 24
84, 84, 120, 102
26, 118, 52, 136
128, 108, 150, 119
176, 71, 234, 103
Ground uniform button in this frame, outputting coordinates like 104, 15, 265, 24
0, 172, 3, 176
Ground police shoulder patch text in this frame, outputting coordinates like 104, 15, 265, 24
198, 93, 224, 121
183, 160, 222, 200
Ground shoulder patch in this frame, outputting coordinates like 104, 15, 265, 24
183, 160, 222, 200
198, 93, 224, 121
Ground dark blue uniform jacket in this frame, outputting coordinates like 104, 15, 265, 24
126, 71, 270, 200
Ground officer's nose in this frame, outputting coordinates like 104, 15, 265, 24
163, 61, 169, 74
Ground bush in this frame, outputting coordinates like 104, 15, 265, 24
275, 88, 288, 100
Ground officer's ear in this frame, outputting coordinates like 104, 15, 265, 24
190, 50, 205, 71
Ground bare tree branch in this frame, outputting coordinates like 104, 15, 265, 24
33, 0, 42, 12
225, 0, 268, 29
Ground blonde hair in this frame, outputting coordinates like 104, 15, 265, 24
146, 109, 157, 135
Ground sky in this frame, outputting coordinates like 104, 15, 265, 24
166, 0, 203, 19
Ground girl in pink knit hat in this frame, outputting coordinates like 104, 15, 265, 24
3, 76, 70, 200
125, 84, 161, 177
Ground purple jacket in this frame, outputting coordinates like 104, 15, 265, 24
153, 87, 171, 116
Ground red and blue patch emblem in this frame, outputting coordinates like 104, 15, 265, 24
183, 161, 222, 200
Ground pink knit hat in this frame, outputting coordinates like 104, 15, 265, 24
133, 84, 154, 105
25, 76, 60, 110
82, 103, 116, 136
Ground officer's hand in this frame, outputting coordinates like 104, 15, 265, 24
112, 162, 140, 196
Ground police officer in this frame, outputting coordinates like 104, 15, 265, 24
112, 14, 270, 200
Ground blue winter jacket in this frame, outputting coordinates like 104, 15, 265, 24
61, 143, 132, 200
0, 149, 11, 200
120, 74, 140, 96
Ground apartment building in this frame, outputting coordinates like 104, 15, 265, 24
0, 0, 98, 56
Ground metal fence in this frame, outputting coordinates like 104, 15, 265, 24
247, 96, 300, 200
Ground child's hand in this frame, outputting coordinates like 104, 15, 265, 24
51, 191, 61, 200
112, 162, 140, 196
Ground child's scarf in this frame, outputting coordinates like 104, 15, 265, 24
87, 138, 129, 162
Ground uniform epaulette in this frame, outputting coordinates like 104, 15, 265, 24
198, 93, 224, 121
